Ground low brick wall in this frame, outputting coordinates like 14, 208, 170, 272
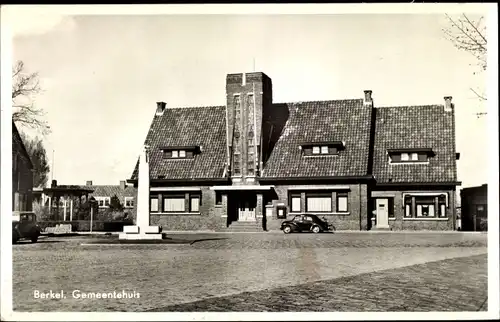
38, 220, 134, 232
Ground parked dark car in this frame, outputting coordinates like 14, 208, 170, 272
280, 214, 334, 234
12, 213, 42, 244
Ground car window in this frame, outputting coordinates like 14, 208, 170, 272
293, 215, 302, 222
305, 216, 313, 222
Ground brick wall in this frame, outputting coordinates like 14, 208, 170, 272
264, 183, 369, 231
149, 186, 226, 231
371, 188, 456, 230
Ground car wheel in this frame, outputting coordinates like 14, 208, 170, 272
312, 225, 321, 233
31, 232, 39, 243
283, 225, 292, 234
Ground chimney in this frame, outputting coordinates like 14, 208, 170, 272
444, 96, 453, 112
120, 180, 126, 190
363, 90, 373, 106
51, 180, 57, 187
86, 180, 93, 186
156, 101, 166, 116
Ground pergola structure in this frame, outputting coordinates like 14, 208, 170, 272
41, 180, 95, 221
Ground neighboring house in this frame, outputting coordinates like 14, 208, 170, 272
85, 180, 137, 220
128, 72, 460, 231
12, 121, 34, 216
460, 184, 487, 231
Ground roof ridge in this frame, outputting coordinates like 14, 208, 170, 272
161, 105, 225, 110
277, 98, 363, 105
376, 104, 444, 109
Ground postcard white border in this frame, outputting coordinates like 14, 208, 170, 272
1, 3, 498, 321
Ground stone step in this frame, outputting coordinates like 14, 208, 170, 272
226, 221, 263, 232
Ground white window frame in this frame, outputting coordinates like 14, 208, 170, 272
306, 195, 332, 212
164, 197, 186, 212
179, 150, 186, 158
150, 197, 159, 212
95, 197, 110, 208
124, 197, 134, 208
172, 150, 179, 158
410, 152, 419, 161
190, 195, 200, 212
312, 146, 320, 154
291, 196, 301, 213
401, 153, 409, 161
337, 194, 348, 212
321, 146, 329, 154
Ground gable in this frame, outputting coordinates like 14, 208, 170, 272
372, 105, 457, 183
262, 99, 372, 178
131, 106, 227, 180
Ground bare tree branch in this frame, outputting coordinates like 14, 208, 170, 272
12, 60, 51, 134
470, 87, 487, 101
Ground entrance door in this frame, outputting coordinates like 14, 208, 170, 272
376, 198, 390, 229
238, 200, 256, 222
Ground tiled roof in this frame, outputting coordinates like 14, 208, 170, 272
131, 106, 227, 180
88, 185, 136, 201
372, 105, 457, 184
262, 99, 372, 178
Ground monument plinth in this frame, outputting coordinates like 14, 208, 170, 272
119, 146, 162, 240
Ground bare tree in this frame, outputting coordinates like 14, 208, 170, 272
12, 60, 51, 134
442, 13, 487, 109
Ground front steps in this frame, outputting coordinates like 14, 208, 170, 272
225, 221, 264, 232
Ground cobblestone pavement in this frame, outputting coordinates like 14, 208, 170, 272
12, 233, 487, 312
151, 254, 487, 312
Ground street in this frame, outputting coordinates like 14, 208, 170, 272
12, 232, 488, 312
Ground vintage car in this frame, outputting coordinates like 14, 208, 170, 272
12, 213, 42, 244
280, 214, 335, 234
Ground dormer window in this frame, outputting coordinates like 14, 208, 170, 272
388, 148, 434, 164
301, 141, 344, 157
162, 146, 199, 159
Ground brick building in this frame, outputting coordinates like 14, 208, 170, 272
12, 121, 34, 216
128, 72, 460, 231
85, 180, 137, 221
460, 184, 487, 231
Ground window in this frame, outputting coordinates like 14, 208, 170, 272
124, 197, 134, 208
233, 153, 241, 176
215, 192, 223, 206
404, 194, 447, 218
389, 151, 431, 163
164, 196, 185, 212
306, 193, 332, 212
321, 146, 329, 154
150, 197, 159, 212
290, 193, 301, 213
336, 192, 348, 212
404, 196, 412, 217
179, 150, 186, 158
190, 195, 200, 212
172, 150, 179, 158
438, 194, 447, 217
95, 197, 110, 208
304, 216, 313, 222
312, 146, 320, 154
293, 215, 302, 222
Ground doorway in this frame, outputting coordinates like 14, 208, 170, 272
375, 198, 390, 229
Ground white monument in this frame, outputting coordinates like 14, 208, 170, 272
119, 145, 162, 240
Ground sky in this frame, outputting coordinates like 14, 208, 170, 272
6, 5, 492, 188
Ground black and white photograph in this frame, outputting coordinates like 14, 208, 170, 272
1, 3, 498, 321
